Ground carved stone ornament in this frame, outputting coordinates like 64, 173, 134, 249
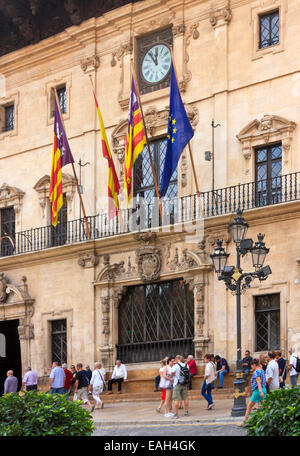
34, 173, 76, 216
0, 183, 25, 214
237, 115, 297, 170
136, 246, 161, 282
210, 2, 232, 28
0, 272, 8, 303
80, 55, 100, 73
78, 254, 99, 268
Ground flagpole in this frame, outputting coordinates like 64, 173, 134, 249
169, 48, 203, 219
87, 75, 125, 234
53, 88, 91, 240
131, 60, 164, 224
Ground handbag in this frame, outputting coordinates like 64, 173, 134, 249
97, 370, 106, 392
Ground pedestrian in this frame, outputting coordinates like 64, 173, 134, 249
156, 359, 167, 413
170, 355, 190, 419
162, 356, 175, 418
22, 367, 38, 392
62, 363, 73, 398
266, 351, 279, 392
275, 351, 287, 388
288, 348, 299, 387
74, 363, 95, 412
107, 360, 127, 394
85, 365, 92, 383
4, 370, 18, 394
70, 364, 77, 396
49, 361, 65, 395
154, 356, 168, 392
215, 355, 230, 389
241, 350, 253, 381
187, 355, 197, 390
89, 362, 105, 410
201, 354, 216, 410
210, 354, 216, 389
240, 358, 267, 426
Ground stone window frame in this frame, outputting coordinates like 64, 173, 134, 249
244, 281, 289, 358
33, 173, 76, 224
236, 114, 296, 181
45, 74, 72, 126
0, 183, 25, 233
41, 309, 73, 375
0, 92, 19, 140
250, 0, 287, 61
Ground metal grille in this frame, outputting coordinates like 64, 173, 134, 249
255, 144, 282, 207
4, 105, 14, 131
259, 10, 279, 49
117, 280, 194, 363
134, 138, 178, 226
51, 319, 67, 365
57, 86, 67, 114
50, 194, 68, 247
255, 294, 280, 351
1, 207, 15, 256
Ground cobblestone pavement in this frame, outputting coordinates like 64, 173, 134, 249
93, 423, 247, 436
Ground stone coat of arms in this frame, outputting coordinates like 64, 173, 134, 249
136, 246, 161, 282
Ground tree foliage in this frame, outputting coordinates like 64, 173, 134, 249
0, 391, 95, 436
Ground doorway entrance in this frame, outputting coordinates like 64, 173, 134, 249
0, 319, 22, 395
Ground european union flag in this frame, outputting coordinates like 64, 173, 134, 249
160, 61, 194, 197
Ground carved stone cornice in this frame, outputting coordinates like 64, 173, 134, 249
34, 173, 76, 217
0, 183, 25, 214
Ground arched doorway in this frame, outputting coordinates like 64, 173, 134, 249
0, 319, 22, 395
117, 279, 194, 363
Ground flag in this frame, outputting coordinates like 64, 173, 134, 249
160, 61, 194, 197
92, 90, 120, 219
49, 98, 74, 226
124, 75, 147, 206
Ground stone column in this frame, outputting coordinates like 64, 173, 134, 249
99, 289, 114, 372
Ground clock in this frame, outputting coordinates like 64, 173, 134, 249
137, 28, 173, 94
141, 44, 171, 84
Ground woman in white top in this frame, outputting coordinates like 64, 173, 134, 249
161, 357, 175, 418
89, 362, 105, 409
156, 359, 167, 413
201, 354, 216, 410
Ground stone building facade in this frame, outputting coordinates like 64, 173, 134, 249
0, 0, 299, 390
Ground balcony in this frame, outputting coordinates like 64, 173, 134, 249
1, 171, 300, 257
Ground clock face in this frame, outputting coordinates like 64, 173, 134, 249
141, 44, 171, 84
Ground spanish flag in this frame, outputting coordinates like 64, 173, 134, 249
124, 75, 146, 207
49, 98, 74, 226
92, 90, 120, 219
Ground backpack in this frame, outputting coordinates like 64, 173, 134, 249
178, 363, 190, 385
80, 370, 89, 387
294, 356, 300, 373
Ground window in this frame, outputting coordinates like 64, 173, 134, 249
4, 104, 14, 132
0, 333, 6, 357
51, 319, 67, 365
0, 207, 15, 257
255, 294, 280, 351
134, 138, 178, 225
255, 143, 282, 207
51, 85, 66, 117
50, 193, 68, 247
259, 10, 279, 49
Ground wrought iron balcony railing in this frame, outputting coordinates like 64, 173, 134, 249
1, 171, 300, 257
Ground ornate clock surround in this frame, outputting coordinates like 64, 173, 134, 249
136, 27, 173, 95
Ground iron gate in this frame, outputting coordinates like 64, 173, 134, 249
117, 279, 194, 363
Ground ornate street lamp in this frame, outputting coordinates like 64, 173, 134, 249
210, 209, 272, 417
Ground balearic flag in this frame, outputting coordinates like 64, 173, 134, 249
92, 90, 120, 219
49, 98, 74, 226
124, 75, 147, 206
160, 61, 194, 197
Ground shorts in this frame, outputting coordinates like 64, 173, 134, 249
75, 386, 89, 403
250, 386, 267, 403
173, 383, 188, 401
161, 388, 166, 401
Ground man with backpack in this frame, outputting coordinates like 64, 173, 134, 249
288, 348, 300, 387
170, 355, 190, 419
74, 363, 95, 412
215, 355, 230, 389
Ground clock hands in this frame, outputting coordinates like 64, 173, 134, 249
149, 49, 158, 66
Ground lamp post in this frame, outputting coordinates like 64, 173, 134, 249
210, 209, 272, 417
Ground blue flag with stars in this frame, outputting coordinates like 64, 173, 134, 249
160, 61, 194, 197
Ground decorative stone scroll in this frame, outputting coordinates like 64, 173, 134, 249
210, 1, 232, 28
78, 253, 99, 268
80, 55, 100, 73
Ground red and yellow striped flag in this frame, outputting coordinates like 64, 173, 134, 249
124, 75, 146, 207
92, 90, 120, 219
49, 98, 74, 226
